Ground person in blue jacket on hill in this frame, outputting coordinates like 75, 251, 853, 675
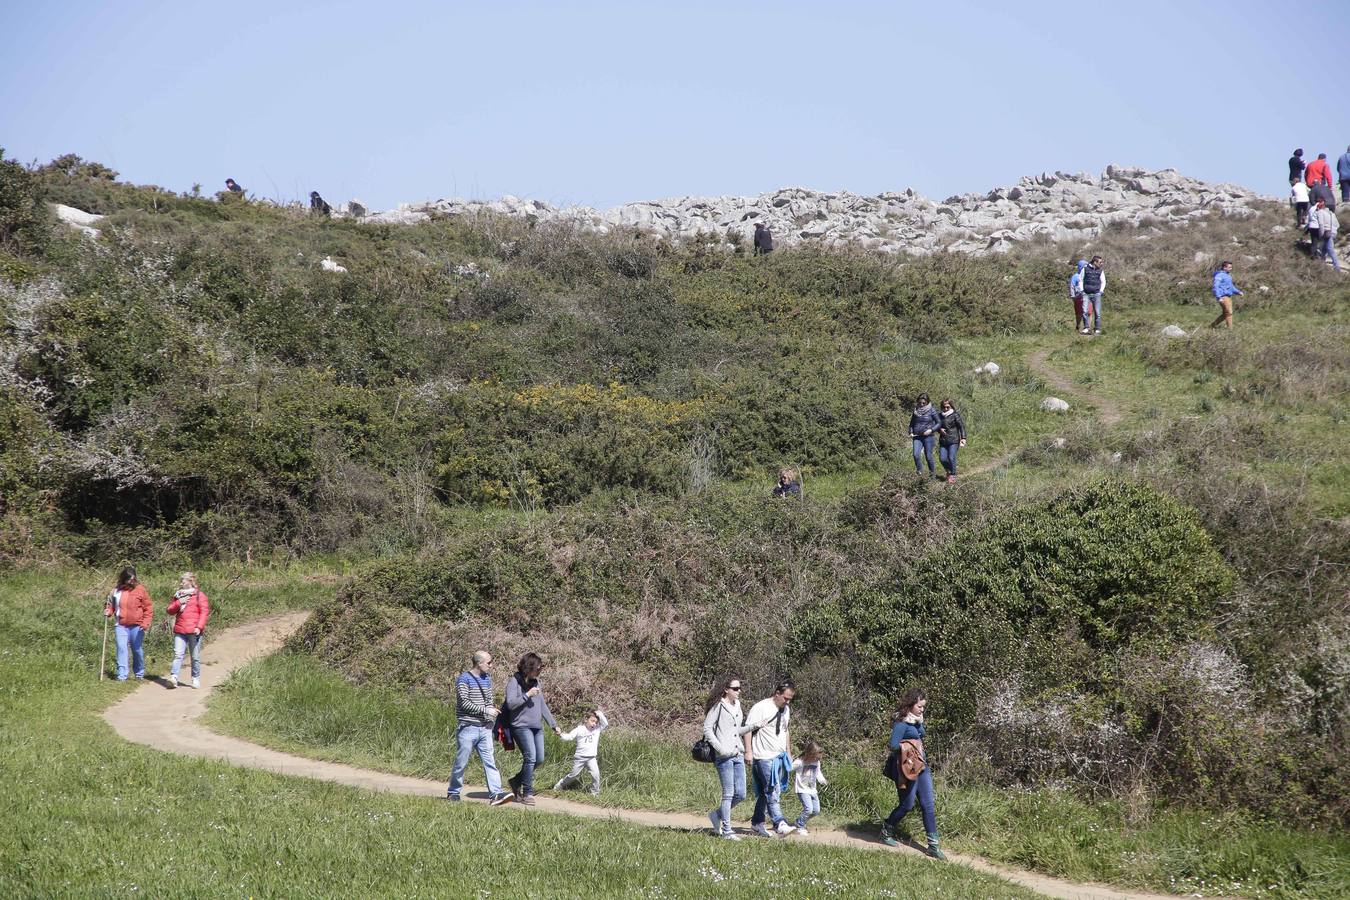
1068, 260, 1088, 332
880, 688, 944, 860
1210, 261, 1243, 329
1339, 146, 1350, 203
908, 394, 942, 479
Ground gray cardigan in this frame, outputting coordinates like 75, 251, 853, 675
504, 673, 558, 730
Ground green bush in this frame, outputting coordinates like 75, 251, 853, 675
0, 150, 51, 256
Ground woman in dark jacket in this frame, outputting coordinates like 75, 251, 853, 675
501, 652, 561, 806
936, 399, 967, 484
880, 688, 944, 860
908, 394, 942, 478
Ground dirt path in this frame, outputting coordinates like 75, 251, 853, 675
1026, 348, 1125, 427
104, 614, 1180, 900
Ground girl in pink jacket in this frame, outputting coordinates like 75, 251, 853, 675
166, 572, 210, 688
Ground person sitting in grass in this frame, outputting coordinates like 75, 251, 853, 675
772, 467, 802, 499
553, 708, 608, 796
791, 740, 827, 836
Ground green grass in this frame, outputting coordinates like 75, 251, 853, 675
0, 569, 1038, 898
208, 650, 1350, 899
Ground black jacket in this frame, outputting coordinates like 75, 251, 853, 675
754, 226, 774, 252
1289, 155, 1305, 183
937, 409, 966, 446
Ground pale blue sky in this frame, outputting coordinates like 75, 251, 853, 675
3, 1, 1347, 210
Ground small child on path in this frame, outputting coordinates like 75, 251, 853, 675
791, 741, 827, 835
553, 708, 609, 795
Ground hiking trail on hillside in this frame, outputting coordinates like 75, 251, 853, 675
104, 614, 1180, 900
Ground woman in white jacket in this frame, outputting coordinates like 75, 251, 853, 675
703, 675, 754, 840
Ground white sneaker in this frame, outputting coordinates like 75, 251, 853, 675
191, 677, 200, 689
751, 824, 772, 838
169, 674, 178, 688
1093, 329, 1101, 335
796, 826, 810, 836
775, 821, 797, 836
708, 810, 722, 835
1079, 328, 1090, 334
720, 831, 741, 841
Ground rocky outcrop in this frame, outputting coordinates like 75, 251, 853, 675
52, 203, 103, 238
357, 166, 1269, 256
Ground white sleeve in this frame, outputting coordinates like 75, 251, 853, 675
596, 710, 609, 731
1100, 272, 1106, 292
559, 726, 582, 742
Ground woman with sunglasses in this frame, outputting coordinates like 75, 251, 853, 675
936, 399, 967, 484
703, 676, 752, 840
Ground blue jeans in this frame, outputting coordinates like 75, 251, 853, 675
171, 632, 203, 679
511, 726, 546, 796
912, 434, 936, 474
751, 758, 786, 827
794, 791, 820, 829
447, 724, 502, 798
938, 442, 958, 477
1324, 234, 1341, 272
713, 754, 746, 833
1084, 292, 1102, 330
885, 767, 938, 841
1341, 181, 1349, 203
114, 624, 145, 680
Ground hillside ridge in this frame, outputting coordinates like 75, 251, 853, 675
358, 165, 1271, 256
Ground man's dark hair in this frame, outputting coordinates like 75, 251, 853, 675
773, 678, 796, 695
1318, 153, 1327, 160
1220, 260, 1232, 269
1294, 149, 1303, 156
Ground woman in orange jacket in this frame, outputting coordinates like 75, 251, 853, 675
104, 566, 153, 681
166, 572, 210, 688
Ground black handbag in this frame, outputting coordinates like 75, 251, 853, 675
692, 703, 726, 763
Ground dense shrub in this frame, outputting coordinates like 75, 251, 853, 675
0, 150, 51, 255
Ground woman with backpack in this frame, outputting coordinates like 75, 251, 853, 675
880, 688, 945, 860
502, 652, 560, 806
703, 675, 752, 840
166, 571, 210, 688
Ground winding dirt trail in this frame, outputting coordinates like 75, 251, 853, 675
104, 614, 1180, 900
1026, 348, 1125, 427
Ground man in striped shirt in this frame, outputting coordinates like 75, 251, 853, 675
447, 650, 510, 803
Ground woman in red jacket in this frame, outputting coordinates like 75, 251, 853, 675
166, 572, 210, 688
104, 566, 153, 680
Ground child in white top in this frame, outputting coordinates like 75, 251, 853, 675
553, 709, 608, 796
1291, 179, 1310, 227
791, 741, 827, 834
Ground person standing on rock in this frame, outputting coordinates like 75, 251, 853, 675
1210, 261, 1243, 329
503, 652, 561, 806
103, 566, 153, 681
447, 650, 510, 804
166, 572, 210, 689
1339, 146, 1350, 204
936, 399, 966, 484
745, 679, 797, 838
1068, 260, 1088, 331
753, 223, 774, 256
908, 394, 942, 479
704, 676, 752, 840
1080, 256, 1106, 335
880, 688, 945, 860
1311, 199, 1340, 272
1289, 149, 1305, 185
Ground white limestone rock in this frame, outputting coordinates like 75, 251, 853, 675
52, 203, 103, 238
1161, 324, 1188, 338
1040, 397, 1071, 413
320, 256, 347, 274
974, 361, 1001, 375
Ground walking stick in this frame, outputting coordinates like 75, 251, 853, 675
100, 612, 109, 681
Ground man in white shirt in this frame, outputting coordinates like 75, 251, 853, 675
743, 679, 797, 837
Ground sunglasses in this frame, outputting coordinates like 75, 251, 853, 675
728, 685, 742, 691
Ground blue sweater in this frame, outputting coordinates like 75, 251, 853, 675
909, 405, 942, 439
1212, 270, 1242, 299
889, 718, 926, 750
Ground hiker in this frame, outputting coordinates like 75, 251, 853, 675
224, 178, 244, 195
745, 679, 797, 838
1210, 261, 1243, 329
880, 688, 945, 860
753, 223, 774, 256
791, 740, 827, 836
704, 675, 752, 841
553, 708, 608, 796
1288, 149, 1305, 184
936, 398, 967, 484
166, 572, 210, 689
908, 394, 941, 478
1311, 200, 1341, 272
1306, 153, 1333, 192
103, 566, 153, 681
309, 191, 332, 217
1068, 259, 1088, 331
502, 652, 561, 806
447, 650, 510, 804
1080, 255, 1106, 334
772, 467, 802, 499
1291, 179, 1311, 228
1339, 146, 1350, 203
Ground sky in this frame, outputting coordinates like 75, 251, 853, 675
3, 1, 1348, 211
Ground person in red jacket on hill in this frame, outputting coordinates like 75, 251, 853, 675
166, 572, 210, 688
1305, 153, 1333, 190
104, 566, 153, 681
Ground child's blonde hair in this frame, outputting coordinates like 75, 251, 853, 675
179, 571, 198, 589
778, 467, 797, 483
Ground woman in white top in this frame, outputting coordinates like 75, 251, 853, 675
702, 675, 753, 840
